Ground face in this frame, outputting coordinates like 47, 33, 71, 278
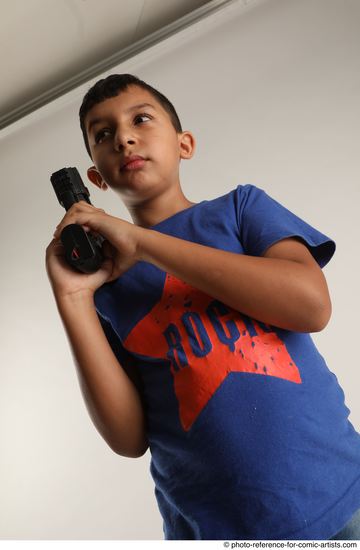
85, 85, 195, 202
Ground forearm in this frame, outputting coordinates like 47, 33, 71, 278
55, 291, 148, 457
137, 229, 324, 333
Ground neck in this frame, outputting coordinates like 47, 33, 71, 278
124, 186, 197, 229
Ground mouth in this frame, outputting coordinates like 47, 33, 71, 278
120, 156, 146, 171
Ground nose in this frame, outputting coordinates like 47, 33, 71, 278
114, 128, 136, 151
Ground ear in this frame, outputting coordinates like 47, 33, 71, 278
87, 166, 108, 191
178, 131, 196, 160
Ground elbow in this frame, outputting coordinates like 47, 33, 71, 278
284, 301, 332, 333
310, 298, 332, 333
123, 443, 149, 459
131, 444, 149, 458
109, 437, 149, 459
301, 266, 332, 333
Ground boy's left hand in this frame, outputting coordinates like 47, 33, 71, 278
53, 200, 144, 282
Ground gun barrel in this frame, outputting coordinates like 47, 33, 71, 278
50, 167, 91, 211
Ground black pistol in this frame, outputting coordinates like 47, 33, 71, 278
50, 167, 105, 274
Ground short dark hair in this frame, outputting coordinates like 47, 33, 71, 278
79, 73, 183, 159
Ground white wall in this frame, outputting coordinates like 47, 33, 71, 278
1, 0, 359, 540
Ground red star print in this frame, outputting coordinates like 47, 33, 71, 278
124, 273, 301, 431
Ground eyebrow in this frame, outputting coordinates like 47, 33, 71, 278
87, 102, 157, 134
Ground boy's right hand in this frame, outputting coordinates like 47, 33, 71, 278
45, 235, 115, 302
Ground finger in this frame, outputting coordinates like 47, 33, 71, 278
53, 210, 105, 239
74, 201, 105, 213
46, 238, 64, 258
56, 203, 105, 229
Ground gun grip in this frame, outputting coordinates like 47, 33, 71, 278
60, 224, 104, 273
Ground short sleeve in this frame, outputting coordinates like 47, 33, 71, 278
237, 184, 336, 268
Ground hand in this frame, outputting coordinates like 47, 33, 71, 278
46, 201, 143, 301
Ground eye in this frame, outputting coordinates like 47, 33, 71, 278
94, 113, 152, 144
94, 129, 111, 144
134, 113, 152, 125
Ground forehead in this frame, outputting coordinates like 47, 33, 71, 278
85, 85, 166, 132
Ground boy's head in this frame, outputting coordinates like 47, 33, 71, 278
79, 74, 195, 203
79, 74, 183, 160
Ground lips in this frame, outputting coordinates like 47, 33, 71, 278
120, 155, 146, 171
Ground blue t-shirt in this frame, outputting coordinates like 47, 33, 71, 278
94, 184, 360, 540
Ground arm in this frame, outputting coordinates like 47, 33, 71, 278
136, 230, 332, 333
56, 291, 148, 458
51, 201, 331, 334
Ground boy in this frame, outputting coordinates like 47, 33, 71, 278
46, 74, 360, 540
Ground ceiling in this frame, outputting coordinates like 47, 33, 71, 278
0, 0, 233, 130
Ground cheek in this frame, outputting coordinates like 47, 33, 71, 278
96, 152, 117, 173
151, 133, 179, 162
